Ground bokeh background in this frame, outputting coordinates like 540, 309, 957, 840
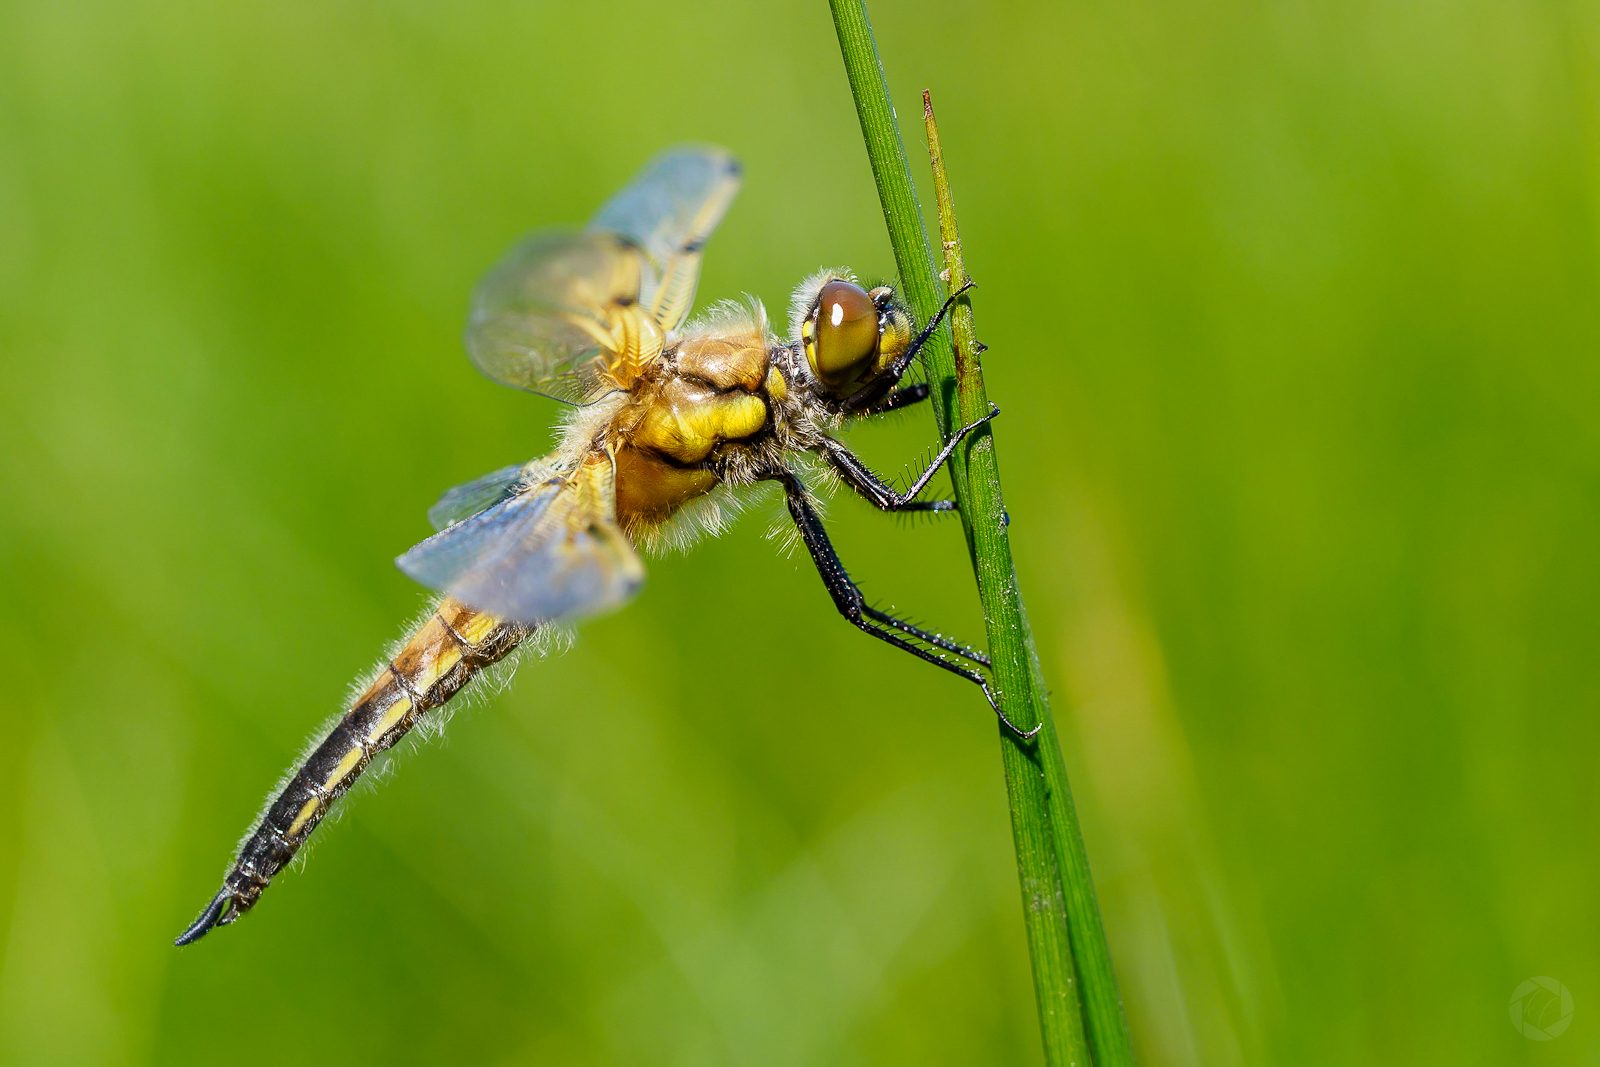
1, 0, 1596, 1063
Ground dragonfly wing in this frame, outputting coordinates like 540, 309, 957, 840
464, 230, 653, 404
427, 462, 531, 532
589, 145, 741, 332
397, 454, 644, 625
465, 147, 740, 403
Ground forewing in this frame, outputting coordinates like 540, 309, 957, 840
463, 230, 646, 404
588, 146, 741, 332
397, 455, 644, 625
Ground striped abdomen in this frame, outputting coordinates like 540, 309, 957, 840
176, 597, 527, 944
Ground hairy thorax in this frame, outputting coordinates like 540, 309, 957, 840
610, 326, 786, 535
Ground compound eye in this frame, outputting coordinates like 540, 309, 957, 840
806, 280, 879, 392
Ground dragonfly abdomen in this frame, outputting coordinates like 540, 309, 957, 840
175, 598, 527, 945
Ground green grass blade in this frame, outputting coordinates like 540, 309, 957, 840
827, 3, 1135, 1064
920, 92, 1138, 1067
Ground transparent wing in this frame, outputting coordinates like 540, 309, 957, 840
462, 146, 740, 405
588, 145, 742, 332
396, 454, 644, 625
427, 462, 531, 532
463, 230, 647, 404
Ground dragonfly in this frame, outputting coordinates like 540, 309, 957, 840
175, 145, 1028, 947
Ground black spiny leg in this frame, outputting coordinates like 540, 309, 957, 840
766, 467, 1038, 739
860, 604, 991, 667
856, 383, 931, 416
821, 403, 999, 513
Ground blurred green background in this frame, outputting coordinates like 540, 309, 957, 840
1, 0, 1596, 1063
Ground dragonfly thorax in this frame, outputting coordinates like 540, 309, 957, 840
609, 317, 780, 535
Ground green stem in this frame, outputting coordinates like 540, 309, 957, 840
923, 92, 1136, 1067
827, 4, 1135, 1065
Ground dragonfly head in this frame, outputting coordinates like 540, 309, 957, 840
799, 278, 913, 407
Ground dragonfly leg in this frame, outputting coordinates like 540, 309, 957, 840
853, 383, 931, 416
820, 403, 999, 512
765, 467, 1037, 740
860, 602, 991, 667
